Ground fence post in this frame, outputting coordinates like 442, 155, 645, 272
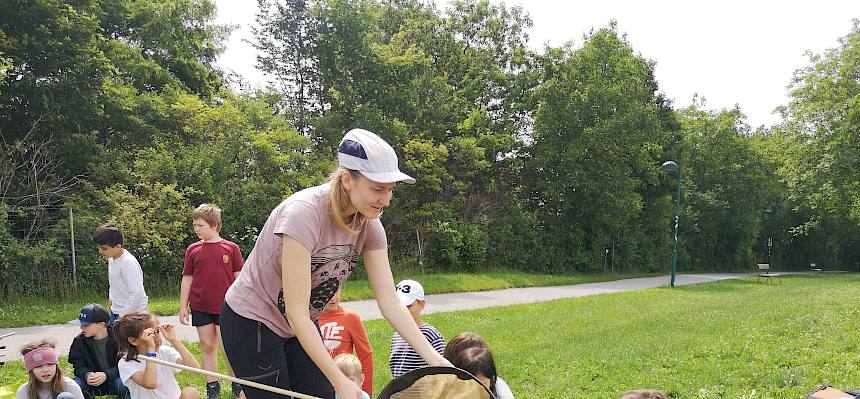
70, 207, 77, 289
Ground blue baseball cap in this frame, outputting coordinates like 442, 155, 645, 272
69, 303, 110, 326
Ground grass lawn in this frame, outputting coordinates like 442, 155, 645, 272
4, 274, 857, 398
0, 271, 659, 328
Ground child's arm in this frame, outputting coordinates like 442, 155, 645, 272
351, 315, 374, 394
178, 275, 193, 325
364, 249, 451, 368
124, 259, 147, 311
129, 327, 159, 389
160, 323, 199, 368
129, 362, 158, 390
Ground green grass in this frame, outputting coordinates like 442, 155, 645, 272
0, 271, 658, 328
6, 274, 854, 397
365, 273, 860, 398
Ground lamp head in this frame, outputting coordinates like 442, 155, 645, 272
661, 160, 679, 171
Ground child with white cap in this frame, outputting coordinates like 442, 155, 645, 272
388, 279, 446, 378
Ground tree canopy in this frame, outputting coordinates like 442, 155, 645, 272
1, 1, 858, 298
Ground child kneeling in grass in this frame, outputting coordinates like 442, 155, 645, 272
17, 339, 84, 399
113, 312, 200, 399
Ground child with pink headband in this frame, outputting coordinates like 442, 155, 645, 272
17, 339, 84, 399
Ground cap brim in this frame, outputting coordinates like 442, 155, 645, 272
360, 171, 416, 184
68, 320, 88, 326
397, 292, 417, 306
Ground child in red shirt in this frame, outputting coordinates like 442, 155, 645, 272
179, 203, 244, 399
318, 287, 374, 394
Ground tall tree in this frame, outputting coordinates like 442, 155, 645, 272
525, 25, 677, 272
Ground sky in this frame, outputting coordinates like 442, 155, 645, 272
212, 0, 860, 128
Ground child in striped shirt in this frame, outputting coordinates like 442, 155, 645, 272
389, 280, 446, 378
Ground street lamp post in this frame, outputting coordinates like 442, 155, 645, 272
661, 160, 682, 287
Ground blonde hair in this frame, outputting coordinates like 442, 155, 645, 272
192, 203, 222, 232
328, 168, 366, 235
334, 353, 363, 381
20, 339, 66, 399
620, 390, 666, 399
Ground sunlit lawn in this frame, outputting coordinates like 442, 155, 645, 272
3, 274, 857, 398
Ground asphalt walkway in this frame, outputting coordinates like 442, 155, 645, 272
0, 273, 748, 361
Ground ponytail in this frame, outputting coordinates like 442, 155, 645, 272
328, 168, 365, 235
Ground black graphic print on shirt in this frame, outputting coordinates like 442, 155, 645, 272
276, 244, 359, 317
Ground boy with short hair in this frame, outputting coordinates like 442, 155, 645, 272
68, 303, 130, 399
94, 224, 148, 326
179, 203, 244, 399
389, 279, 446, 378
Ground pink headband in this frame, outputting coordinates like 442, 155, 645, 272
23, 347, 59, 373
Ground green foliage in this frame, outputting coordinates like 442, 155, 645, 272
676, 106, 773, 271
3, 1, 860, 300
526, 25, 676, 272
0, 203, 67, 298
766, 20, 860, 270
427, 217, 489, 271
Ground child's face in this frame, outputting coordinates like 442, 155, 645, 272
147, 320, 163, 348
80, 322, 106, 338
324, 289, 342, 312
96, 244, 123, 259
32, 363, 57, 384
347, 373, 364, 388
407, 299, 425, 317
193, 218, 218, 241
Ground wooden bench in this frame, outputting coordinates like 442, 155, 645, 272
757, 263, 782, 284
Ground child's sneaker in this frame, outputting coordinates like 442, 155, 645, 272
205, 381, 221, 399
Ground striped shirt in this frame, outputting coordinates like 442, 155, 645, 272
389, 324, 446, 378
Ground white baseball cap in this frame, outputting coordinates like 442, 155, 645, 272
338, 128, 416, 184
395, 279, 425, 306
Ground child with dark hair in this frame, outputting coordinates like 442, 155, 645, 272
94, 224, 148, 326
444, 332, 514, 399
17, 339, 84, 399
113, 312, 199, 399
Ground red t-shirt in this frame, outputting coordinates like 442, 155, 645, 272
182, 240, 244, 314
318, 306, 374, 394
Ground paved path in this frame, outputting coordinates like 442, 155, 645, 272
0, 273, 748, 361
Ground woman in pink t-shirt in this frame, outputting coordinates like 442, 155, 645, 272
220, 129, 451, 399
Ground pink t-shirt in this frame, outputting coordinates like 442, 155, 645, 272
225, 183, 387, 338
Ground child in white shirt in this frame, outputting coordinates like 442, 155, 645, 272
113, 312, 200, 399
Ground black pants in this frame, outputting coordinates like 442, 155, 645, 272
220, 303, 335, 399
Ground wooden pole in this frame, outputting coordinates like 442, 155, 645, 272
138, 356, 322, 399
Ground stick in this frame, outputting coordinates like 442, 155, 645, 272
0, 332, 14, 340
138, 356, 322, 399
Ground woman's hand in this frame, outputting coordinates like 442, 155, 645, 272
334, 377, 364, 399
